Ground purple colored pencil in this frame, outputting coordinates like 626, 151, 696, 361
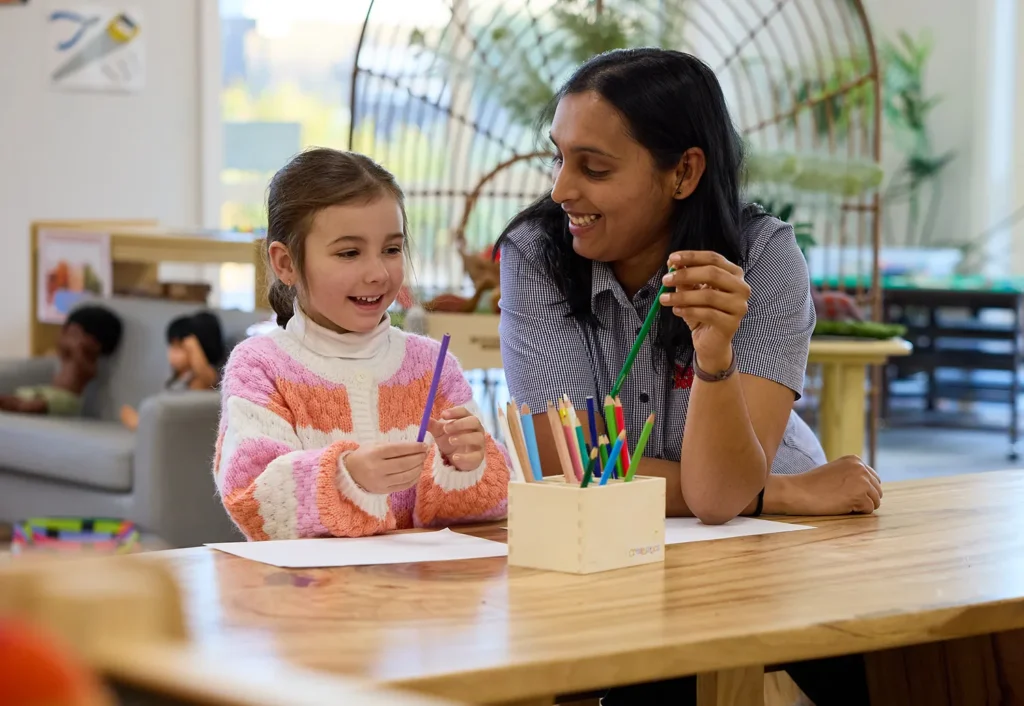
417, 333, 451, 442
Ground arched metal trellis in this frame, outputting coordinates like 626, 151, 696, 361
348, 0, 885, 461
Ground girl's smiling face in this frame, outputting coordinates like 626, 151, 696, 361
269, 196, 406, 333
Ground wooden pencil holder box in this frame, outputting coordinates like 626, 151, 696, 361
507, 476, 667, 574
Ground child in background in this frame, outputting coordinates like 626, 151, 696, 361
0, 305, 122, 417
121, 311, 225, 430
215, 148, 509, 540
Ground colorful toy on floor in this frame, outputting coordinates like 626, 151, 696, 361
12, 518, 140, 555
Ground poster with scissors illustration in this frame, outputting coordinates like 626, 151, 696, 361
47, 7, 144, 92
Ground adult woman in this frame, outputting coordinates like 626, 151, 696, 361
496, 48, 874, 705
497, 48, 881, 522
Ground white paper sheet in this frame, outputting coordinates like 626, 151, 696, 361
206, 528, 508, 569
664, 516, 812, 545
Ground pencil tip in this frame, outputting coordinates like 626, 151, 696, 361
522, 403, 531, 414
617, 430, 626, 440
647, 412, 655, 422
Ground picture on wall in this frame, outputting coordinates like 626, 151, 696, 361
46, 7, 144, 92
36, 229, 112, 325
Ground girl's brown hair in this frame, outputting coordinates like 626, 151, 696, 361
265, 148, 409, 327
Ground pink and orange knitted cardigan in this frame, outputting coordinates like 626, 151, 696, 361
213, 321, 509, 540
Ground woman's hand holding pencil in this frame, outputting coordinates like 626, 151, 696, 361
427, 407, 487, 471
662, 251, 750, 372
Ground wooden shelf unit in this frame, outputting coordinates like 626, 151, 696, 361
30, 220, 269, 356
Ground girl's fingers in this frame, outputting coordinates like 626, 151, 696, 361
444, 416, 484, 436
385, 453, 428, 475
661, 288, 748, 317
379, 442, 431, 459
440, 406, 470, 420
388, 467, 423, 491
452, 451, 484, 469
449, 431, 485, 451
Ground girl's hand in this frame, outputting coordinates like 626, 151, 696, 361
427, 407, 486, 471
662, 251, 751, 372
345, 442, 430, 494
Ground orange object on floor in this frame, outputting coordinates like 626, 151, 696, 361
0, 618, 112, 706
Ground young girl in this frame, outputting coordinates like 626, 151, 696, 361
214, 148, 509, 540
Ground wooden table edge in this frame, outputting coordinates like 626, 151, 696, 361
384, 596, 1024, 704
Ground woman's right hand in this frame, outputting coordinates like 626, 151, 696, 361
771, 455, 883, 515
344, 442, 430, 494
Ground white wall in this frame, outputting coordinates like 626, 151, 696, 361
864, 0, 1023, 272
862, 0, 980, 251
0, 0, 202, 357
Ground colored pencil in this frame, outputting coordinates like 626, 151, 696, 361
597, 434, 610, 478
561, 417, 584, 482
580, 447, 600, 488
519, 404, 544, 481
598, 431, 627, 485
625, 413, 656, 482
497, 407, 525, 483
546, 402, 577, 483
417, 333, 450, 442
572, 415, 589, 471
604, 396, 622, 478
506, 401, 534, 482
561, 396, 586, 455
610, 267, 675, 398
585, 396, 599, 448
559, 399, 587, 481
613, 396, 631, 476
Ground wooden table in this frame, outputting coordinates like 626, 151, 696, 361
807, 337, 912, 461
141, 471, 1024, 705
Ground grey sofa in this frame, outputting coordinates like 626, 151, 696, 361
0, 297, 271, 547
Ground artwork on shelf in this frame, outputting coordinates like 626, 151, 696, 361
46, 7, 144, 93
36, 229, 112, 325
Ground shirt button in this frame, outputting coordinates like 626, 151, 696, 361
639, 392, 650, 404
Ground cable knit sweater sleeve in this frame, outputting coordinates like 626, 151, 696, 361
412, 348, 510, 527
213, 338, 395, 540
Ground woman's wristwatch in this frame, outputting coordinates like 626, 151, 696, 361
692, 350, 737, 382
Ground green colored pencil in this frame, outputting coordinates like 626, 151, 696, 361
625, 413, 656, 482
610, 267, 675, 399
580, 447, 600, 488
602, 396, 620, 478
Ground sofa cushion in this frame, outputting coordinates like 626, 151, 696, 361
0, 414, 133, 491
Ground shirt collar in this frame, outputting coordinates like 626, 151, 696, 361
590, 260, 667, 309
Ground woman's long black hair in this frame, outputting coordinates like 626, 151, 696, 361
495, 48, 762, 366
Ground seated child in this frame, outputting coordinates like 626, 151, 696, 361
0, 305, 122, 417
120, 311, 225, 430
214, 148, 509, 540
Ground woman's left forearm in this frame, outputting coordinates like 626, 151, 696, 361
679, 350, 766, 523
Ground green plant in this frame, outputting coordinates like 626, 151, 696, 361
881, 30, 955, 246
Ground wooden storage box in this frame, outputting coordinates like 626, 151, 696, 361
507, 476, 666, 574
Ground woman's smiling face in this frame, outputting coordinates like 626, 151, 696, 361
548, 90, 680, 263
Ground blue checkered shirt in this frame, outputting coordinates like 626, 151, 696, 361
498, 215, 827, 476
